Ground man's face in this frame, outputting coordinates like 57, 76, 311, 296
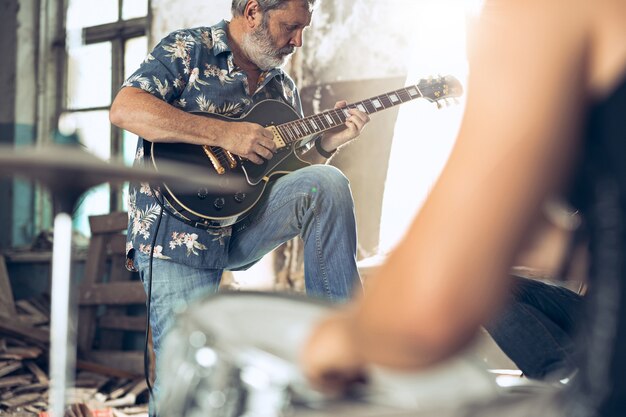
242, 1, 312, 70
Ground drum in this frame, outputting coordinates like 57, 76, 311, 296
158, 291, 500, 417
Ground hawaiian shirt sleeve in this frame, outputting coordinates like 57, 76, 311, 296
122, 30, 195, 104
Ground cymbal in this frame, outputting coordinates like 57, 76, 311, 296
0, 144, 244, 193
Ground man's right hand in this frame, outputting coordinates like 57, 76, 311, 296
110, 87, 277, 165
222, 121, 276, 164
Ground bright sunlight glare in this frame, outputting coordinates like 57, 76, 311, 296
378, 0, 483, 254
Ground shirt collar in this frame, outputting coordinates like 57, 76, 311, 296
210, 20, 232, 56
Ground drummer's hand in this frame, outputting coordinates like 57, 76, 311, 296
300, 311, 367, 395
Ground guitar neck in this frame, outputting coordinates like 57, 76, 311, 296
277, 84, 426, 144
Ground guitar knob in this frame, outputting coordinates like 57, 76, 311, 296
234, 192, 246, 203
197, 188, 208, 199
213, 197, 226, 210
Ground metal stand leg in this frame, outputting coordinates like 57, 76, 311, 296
49, 212, 76, 417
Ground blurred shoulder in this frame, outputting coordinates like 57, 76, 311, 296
587, 0, 626, 96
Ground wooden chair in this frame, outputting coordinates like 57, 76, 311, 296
77, 212, 149, 376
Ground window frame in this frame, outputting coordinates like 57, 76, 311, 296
62, 1, 151, 216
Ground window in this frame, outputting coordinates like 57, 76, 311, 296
64, 0, 150, 237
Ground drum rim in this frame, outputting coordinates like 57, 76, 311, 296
192, 289, 339, 308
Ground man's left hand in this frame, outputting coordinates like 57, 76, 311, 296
318, 100, 370, 153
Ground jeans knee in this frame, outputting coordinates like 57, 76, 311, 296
304, 165, 352, 204
286, 165, 354, 229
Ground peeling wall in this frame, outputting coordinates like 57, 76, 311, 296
151, 0, 232, 43
297, 0, 410, 85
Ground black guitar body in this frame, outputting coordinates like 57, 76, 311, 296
151, 100, 312, 229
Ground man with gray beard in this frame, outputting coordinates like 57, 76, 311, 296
109, 0, 369, 413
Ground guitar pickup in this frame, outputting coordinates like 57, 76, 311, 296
268, 126, 286, 149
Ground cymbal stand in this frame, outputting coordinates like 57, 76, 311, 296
48, 186, 85, 417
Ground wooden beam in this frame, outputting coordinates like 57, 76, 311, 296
99, 314, 146, 332
2, 249, 88, 263
82, 351, 145, 377
0, 321, 48, 347
79, 282, 146, 305
76, 359, 138, 379
108, 232, 128, 255
88, 211, 129, 234
24, 361, 48, 384
0, 255, 16, 316
83, 17, 148, 45
0, 361, 23, 378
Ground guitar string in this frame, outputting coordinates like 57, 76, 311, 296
208, 82, 447, 153
154, 79, 455, 226
278, 85, 425, 145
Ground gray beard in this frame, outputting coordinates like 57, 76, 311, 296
240, 25, 294, 70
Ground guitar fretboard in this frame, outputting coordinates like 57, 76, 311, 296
276, 84, 425, 144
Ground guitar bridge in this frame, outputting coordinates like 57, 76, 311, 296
202, 145, 226, 175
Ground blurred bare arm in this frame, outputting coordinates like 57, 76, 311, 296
303, 0, 591, 388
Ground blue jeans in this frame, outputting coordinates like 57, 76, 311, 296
485, 276, 583, 380
133, 164, 361, 413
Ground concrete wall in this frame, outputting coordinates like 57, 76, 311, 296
1, 0, 66, 250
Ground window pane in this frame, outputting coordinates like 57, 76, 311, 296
73, 184, 110, 238
121, 130, 139, 213
122, 0, 149, 20
67, 110, 112, 238
66, 0, 118, 30
67, 42, 112, 109
124, 36, 148, 79
121, 183, 130, 212
123, 130, 139, 166
70, 110, 112, 160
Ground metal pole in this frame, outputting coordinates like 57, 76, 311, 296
48, 212, 75, 417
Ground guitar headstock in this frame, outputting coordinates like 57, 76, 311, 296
416, 75, 463, 107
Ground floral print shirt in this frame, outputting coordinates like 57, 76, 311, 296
124, 20, 303, 268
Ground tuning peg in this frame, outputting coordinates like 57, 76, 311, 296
453, 98, 460, 105
436, 101, 443, 109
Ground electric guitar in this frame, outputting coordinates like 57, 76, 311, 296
151, 75, 463, 228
